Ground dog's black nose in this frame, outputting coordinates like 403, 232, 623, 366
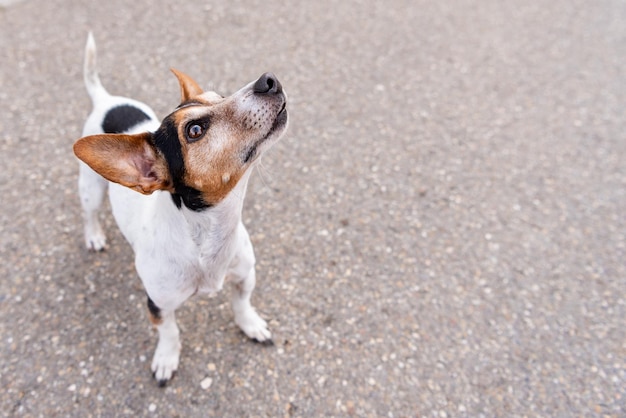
253, 72, 282, 94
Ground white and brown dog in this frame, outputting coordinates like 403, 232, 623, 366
73, 34, 288, 386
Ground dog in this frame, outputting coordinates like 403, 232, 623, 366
73, 33, 288, 386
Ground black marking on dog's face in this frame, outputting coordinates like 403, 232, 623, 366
102, 104, 150, 134
153, 117, 183, 183
152, 116, 211, 211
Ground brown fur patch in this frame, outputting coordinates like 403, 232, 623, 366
74, 133, 172, 194
171, 68, 204, 103
168, 104, 250, 205
148, 313, 163, 326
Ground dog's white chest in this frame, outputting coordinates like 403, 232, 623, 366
107, 183, 246, 298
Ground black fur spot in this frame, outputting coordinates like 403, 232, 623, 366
147, 295, 161, 321
170, 184, 210, 211
152, 116, 212, 211
102, 104, 150, 134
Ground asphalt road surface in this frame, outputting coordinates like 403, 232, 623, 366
1, 0, 624, 416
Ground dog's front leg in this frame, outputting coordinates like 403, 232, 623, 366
147, 297, 181, 386
231, 267, 273, 343
229, 227, 272, 344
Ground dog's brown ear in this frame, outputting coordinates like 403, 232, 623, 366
171, 68, 203, 102
74, 132, 172, 195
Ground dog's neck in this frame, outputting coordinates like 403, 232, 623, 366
180, 169, 253, 251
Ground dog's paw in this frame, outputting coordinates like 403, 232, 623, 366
84, 223, 106, 251
151, 340, 181, 387
235, 309, 272, 343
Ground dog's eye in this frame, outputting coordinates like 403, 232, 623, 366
185, 119, 209, 142
187, 124, 203, 140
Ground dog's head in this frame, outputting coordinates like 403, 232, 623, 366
74, 70, 288, 210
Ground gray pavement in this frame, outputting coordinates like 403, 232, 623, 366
1, 0, 625, 416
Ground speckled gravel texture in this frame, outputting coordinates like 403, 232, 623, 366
1, 0, 624, 416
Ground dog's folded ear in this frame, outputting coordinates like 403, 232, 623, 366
74, 132, 173, 195
171, 68, 204, 103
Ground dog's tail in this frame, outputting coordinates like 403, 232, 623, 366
83, 32, 109, 103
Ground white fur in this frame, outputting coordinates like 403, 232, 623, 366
77, 34, 280, 385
